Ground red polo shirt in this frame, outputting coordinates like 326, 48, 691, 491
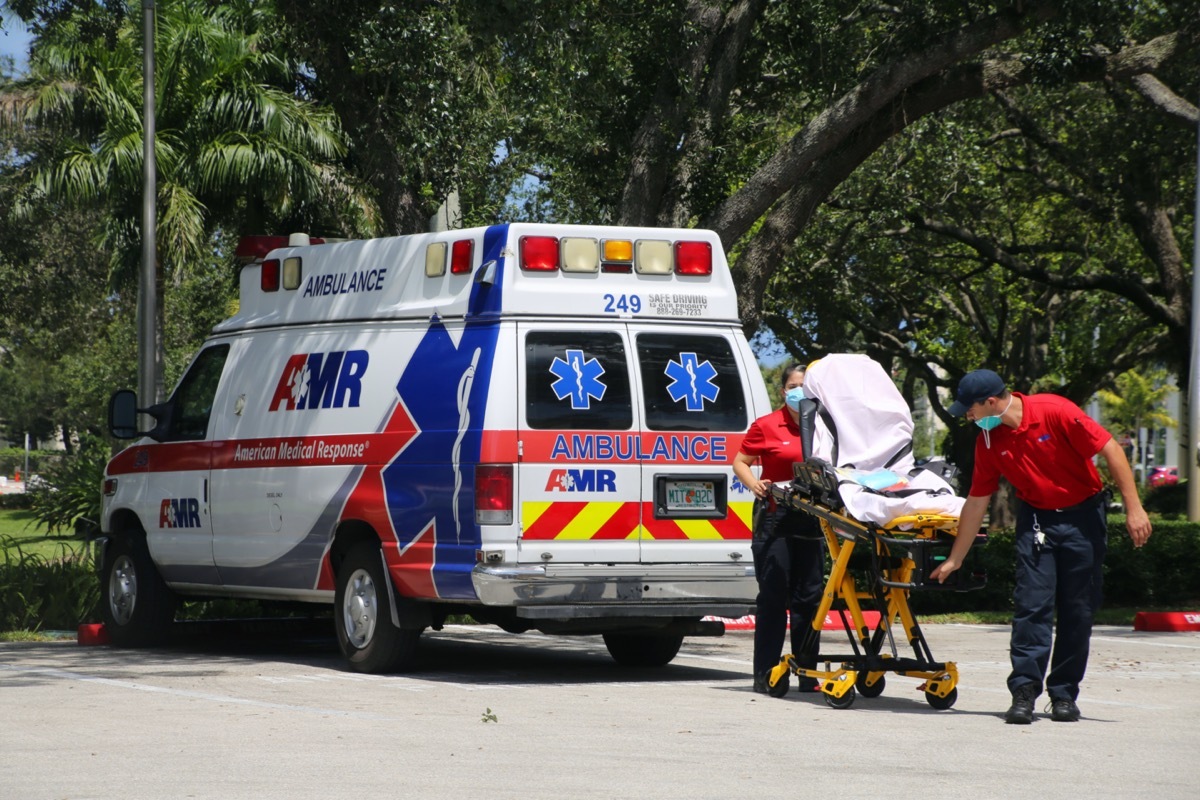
738, 406, 805, 483
970, 392, 1111, 510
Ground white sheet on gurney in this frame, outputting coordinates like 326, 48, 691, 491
804, 354, 965, 526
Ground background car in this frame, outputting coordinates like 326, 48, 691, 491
1149, 466, 1179, 487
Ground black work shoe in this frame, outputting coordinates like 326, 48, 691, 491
1048, 698, 1081, 722
1004, 684, 1037, 724
753, 672, 769, 694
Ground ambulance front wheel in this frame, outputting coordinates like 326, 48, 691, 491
335, 543, 422, 674
602, 632, 684, 667
99, 533, 177, 647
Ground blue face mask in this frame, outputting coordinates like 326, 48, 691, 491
973, 395, 1012, 433
785, 387, 805, 411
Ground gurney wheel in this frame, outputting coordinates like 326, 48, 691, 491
767, 672, 790, 698
925, 687, 957, 710
824, 686, 856, 710
855, 673, 885, 698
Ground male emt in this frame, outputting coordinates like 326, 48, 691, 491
930, 369, 1152, 724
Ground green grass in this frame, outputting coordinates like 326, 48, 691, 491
0, 508, 87, 559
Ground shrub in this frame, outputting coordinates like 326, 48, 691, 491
27, 434, 108, 537
912, 514, 1200, 615
0, 492, 34, 510
0, 448, 64, 480
0, 535, 99, 631
1143, 482, 1187, 518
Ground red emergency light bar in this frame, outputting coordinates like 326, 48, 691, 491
451, 239, 474, 274
518, 234, 712, 275
520, 236, 560, 271
235, 234, 326, 263
261, 259, 280, 292
674, 240, 712, 275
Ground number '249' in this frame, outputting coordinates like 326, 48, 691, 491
603, 294, 641, 314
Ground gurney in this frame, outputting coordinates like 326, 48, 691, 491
763, 354, 986, 709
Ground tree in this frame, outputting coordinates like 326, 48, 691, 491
1097, 368, 1177, 483
1, 0, 366, 398
273, 0, 511, 233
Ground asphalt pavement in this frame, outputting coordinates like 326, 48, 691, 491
1, 621, 1197, 799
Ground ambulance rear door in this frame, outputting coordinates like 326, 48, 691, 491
516, 321, 642, 565
628, 325, 756, 564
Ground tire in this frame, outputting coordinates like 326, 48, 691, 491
99, 534, 177, 647
602, 632, 685, 667
856, 672, 886, 698
824, 685, 857, 709
335, 542, 422, 673
767, 670, 791, 698
925, 687, 958, 710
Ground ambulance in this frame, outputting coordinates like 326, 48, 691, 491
101, 223, 770, 672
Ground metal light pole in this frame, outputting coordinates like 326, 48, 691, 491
138, 0, 158, 418
1189, 91, 1200, 521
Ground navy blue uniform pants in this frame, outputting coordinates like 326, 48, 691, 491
751, 504, 826, 677
1009, 498, 1107, 701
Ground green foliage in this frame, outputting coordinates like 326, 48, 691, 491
1144, 482, 1187, 518
0, 534, 98, 631
1096, 369, 1177, 471
0, 448, 61, 477
27, 435, 108, 536
0, 492, 34, 510
913, 515, 1200, 615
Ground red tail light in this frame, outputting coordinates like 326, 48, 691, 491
261, 259, 281, 291
675, 241, 712, 275
451, 239, 474, 274
521, 236, 560, 271
475, 464, 514, 524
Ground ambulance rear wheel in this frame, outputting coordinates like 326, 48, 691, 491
100, 534, 177, 647
925, 687, 958, 710
335, 543, 421, 674
602, 632, 684, 667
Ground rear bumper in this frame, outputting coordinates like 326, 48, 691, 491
471, 562, 756, 620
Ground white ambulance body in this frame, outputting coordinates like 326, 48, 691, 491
101, 223, 769, 672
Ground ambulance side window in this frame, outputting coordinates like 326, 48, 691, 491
636, 334, 747, 432
165, 345, 230, 441
525, 331, 632, 430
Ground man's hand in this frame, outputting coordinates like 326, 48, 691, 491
930, 557, 961, 584
1125, 504, 1152, 548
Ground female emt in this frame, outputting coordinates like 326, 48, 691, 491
733, 363, 826, 695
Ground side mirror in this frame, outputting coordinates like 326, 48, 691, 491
109, 390, 171, 441
108, 390, 140, 439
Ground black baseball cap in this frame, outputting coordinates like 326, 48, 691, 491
948, 369, 1007, 416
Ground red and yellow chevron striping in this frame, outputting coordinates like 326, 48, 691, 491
521, 501, 753, 541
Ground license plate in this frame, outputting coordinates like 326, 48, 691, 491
664, 480, 717, 512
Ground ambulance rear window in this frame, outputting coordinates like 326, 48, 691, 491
636, 334, 747, 432
525, 331, 632, 430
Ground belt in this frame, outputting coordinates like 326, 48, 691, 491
1029, 490, 1107, 515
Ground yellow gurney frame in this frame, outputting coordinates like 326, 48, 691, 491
766, 462, 985, 710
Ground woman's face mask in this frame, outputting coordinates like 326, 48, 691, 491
784, 387, 805, 411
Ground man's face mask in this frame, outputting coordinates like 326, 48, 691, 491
973, 395, 1013, 443
784, 387, 805, 411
